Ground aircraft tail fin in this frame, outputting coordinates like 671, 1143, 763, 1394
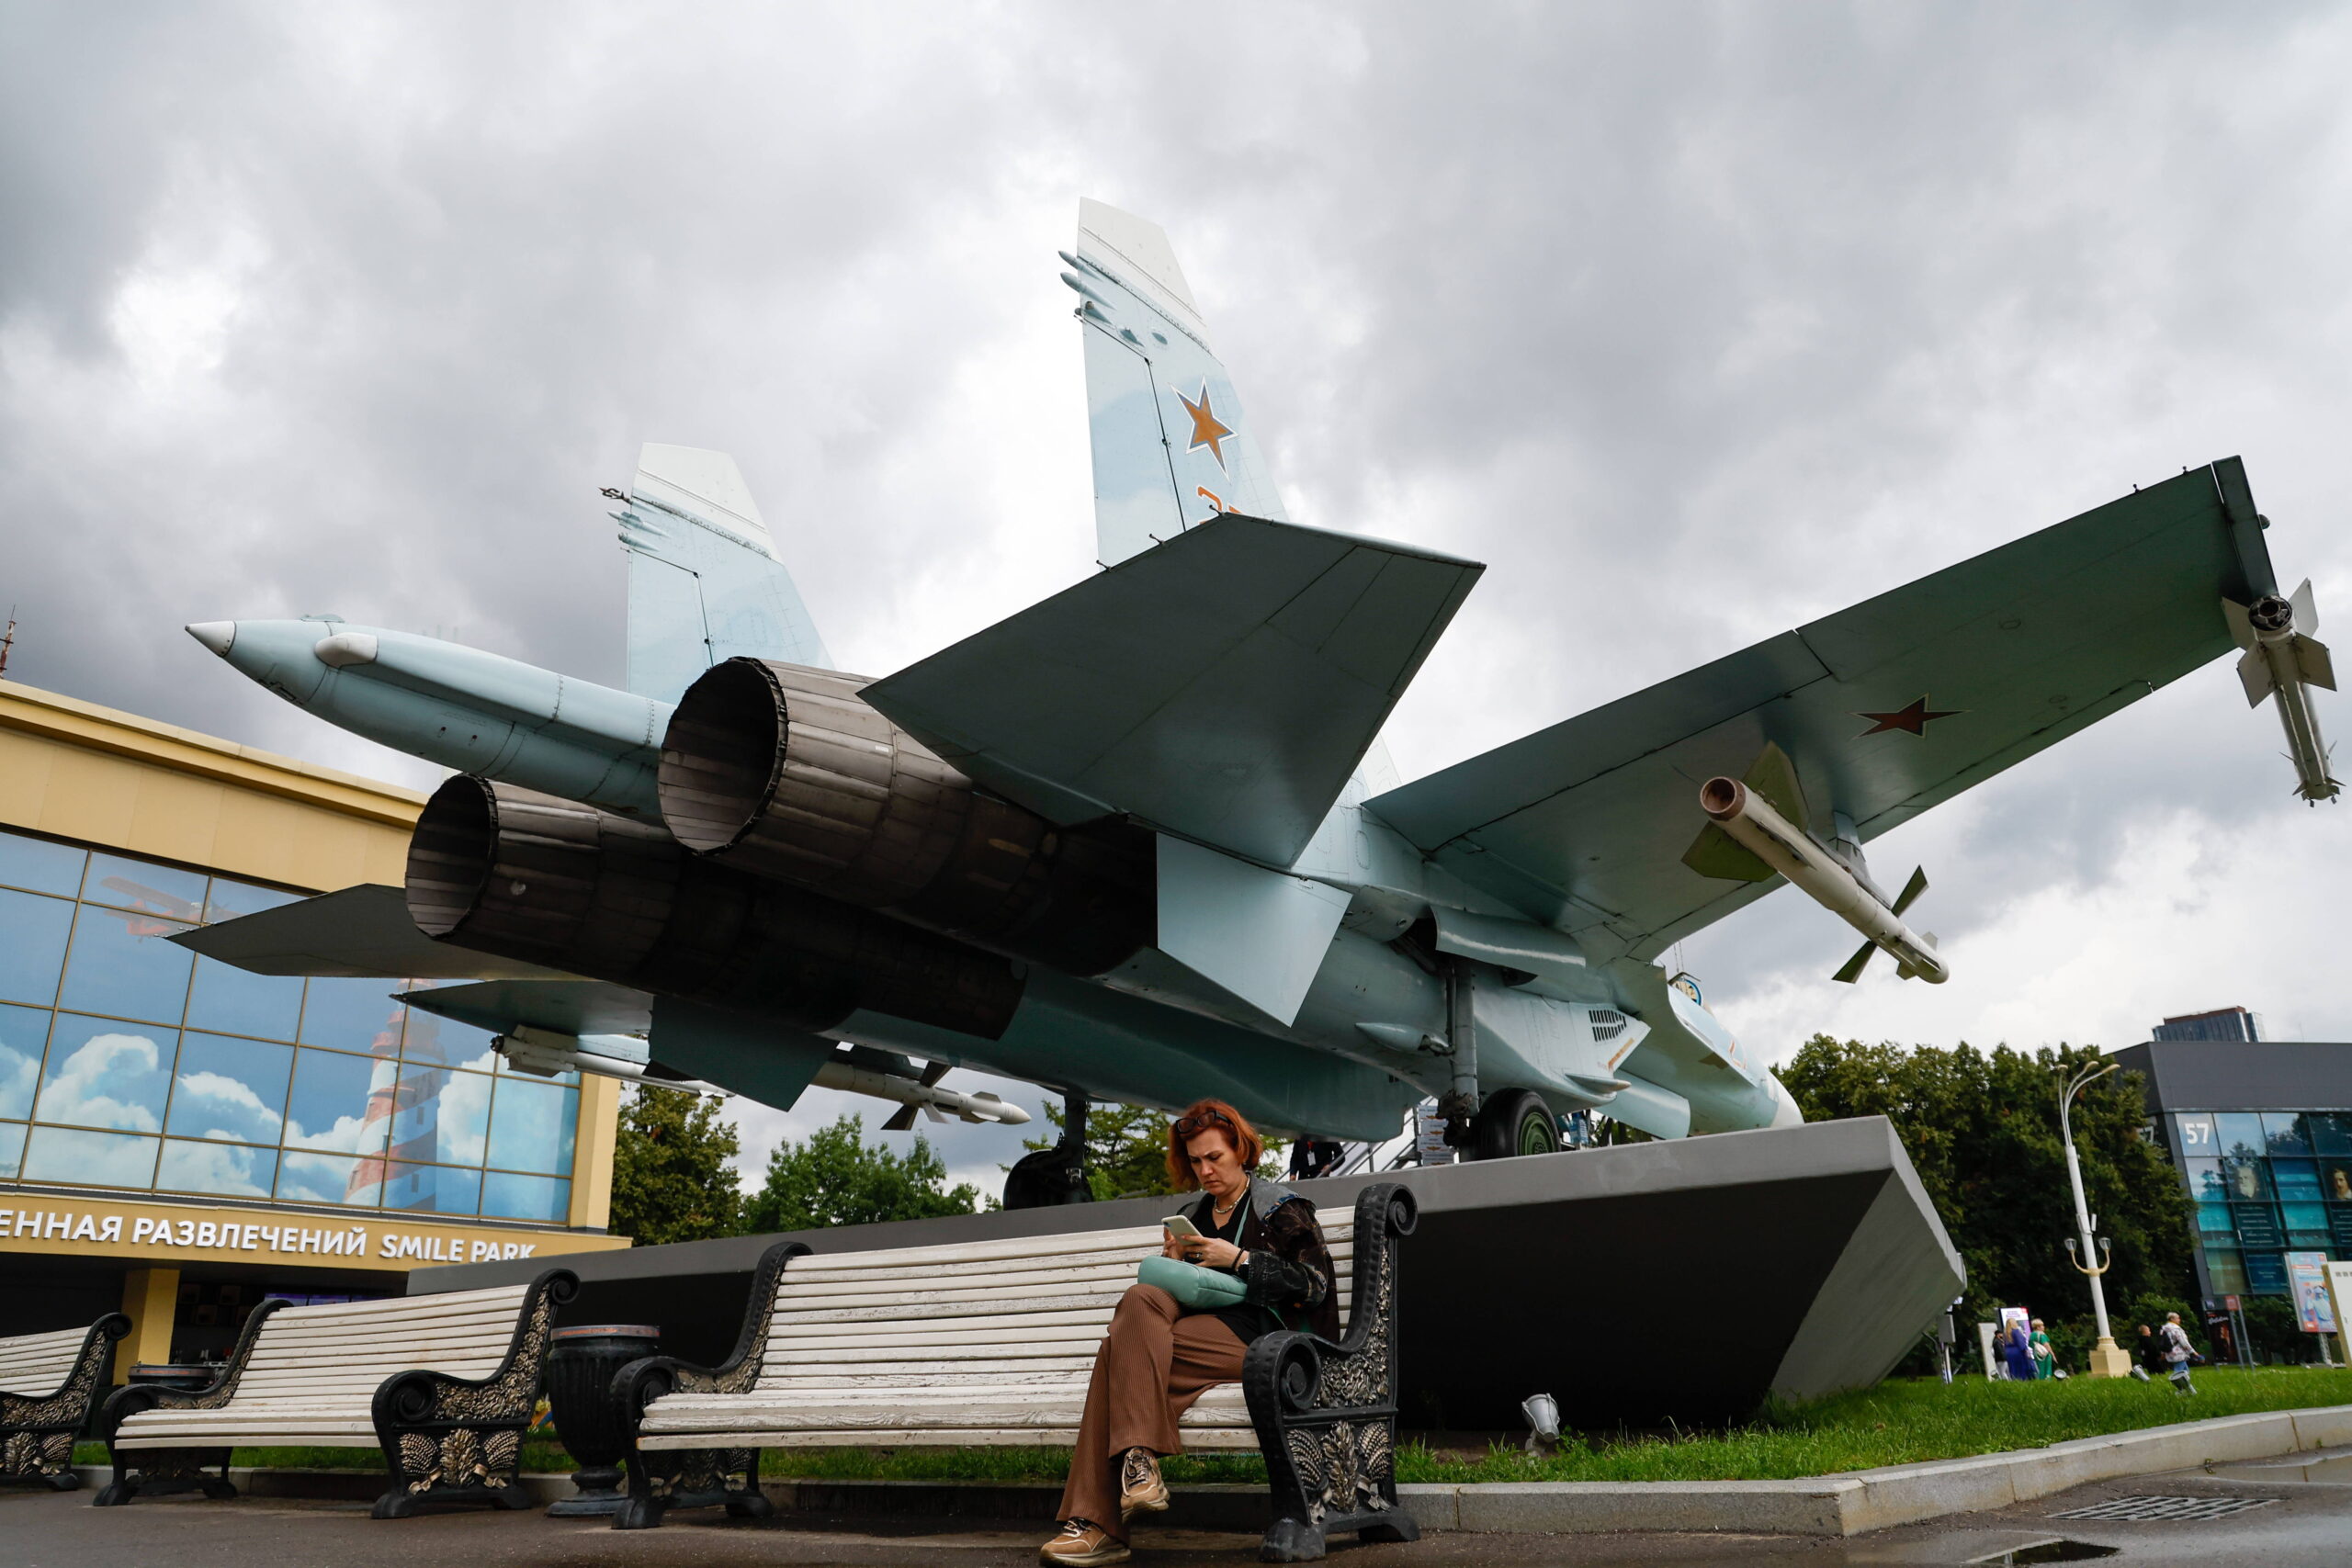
1067, 200, 1287, 568
618, 443, 832, 704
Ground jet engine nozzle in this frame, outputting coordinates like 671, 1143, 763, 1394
659, 658, 1152, 976
2251, 594, 2296, 637
1696, 773, 1951, 984
406, 774, 1025, 1040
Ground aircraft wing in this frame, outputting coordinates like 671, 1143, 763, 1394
170, 883, 578, 981
862, 512, 1482, 868
1367, 459, 2280, 963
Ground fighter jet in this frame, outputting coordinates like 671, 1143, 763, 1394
179, 199, 2332, 1201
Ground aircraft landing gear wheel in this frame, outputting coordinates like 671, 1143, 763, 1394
1470, 1089, 1561, 1161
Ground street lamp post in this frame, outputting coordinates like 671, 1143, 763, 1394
2060, 1059, 2132, 1378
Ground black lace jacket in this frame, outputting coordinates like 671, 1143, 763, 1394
1184, 1179, 1339, 1344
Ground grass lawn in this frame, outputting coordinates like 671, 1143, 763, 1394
72, 1367, 2352, 1486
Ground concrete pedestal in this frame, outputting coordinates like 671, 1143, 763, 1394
2085, 1337, 2135, 1379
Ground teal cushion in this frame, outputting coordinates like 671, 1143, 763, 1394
1137, 1254, 1248, 1309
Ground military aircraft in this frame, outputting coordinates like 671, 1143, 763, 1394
179, 199, 2335, 1202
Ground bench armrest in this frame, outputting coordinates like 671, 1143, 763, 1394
98, 1300, 290, 1442
610, 1240, 811, 1418
370, 1267, 580, 1434
1241, 1182, 1418, 1562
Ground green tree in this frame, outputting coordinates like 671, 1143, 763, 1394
1781, 1035, 2195, 1335
1023, 1100, 1286, 1201
609, 1085, 743, 1245
744, 1113, 981, 1232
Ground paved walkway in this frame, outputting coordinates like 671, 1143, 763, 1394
15, 1467, 2352, 1567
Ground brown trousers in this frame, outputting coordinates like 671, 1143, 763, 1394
1057, 1283, 1247, 1538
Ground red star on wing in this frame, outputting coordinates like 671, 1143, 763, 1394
1855, 696, 1962, 737
1173, 382, 1234, 468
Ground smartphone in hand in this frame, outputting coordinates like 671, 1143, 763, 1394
1163, 1215, 1202, 1240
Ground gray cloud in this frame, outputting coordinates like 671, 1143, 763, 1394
6, 3, 2349, 1184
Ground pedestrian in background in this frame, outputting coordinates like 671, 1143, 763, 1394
2000, 1315, 2036, 1382
2131, 1324, 2159, 1382
2029, 1319, 2054, 1380
2158, 1312, 2198, 1394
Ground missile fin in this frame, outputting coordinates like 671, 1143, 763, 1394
1893, 864, 1929, 916
2222, 597, 2258, 652
1743, 741, 1812, 831
2291, 578, 2319, 634
2238, 648, 2278, 707
881, 1104, 918, 1132
922, 1103, 948, 1123
1680, 821, 1773, 883
918, 1059, 953, 1087
1832, 940, 1876, 985
2294, 635, 2336, 691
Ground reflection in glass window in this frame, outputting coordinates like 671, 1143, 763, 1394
0, 1122, 22, 1179
276, 1148, 365, 1204
2322, 1161, 2352, 1203
2262, 1112, 2312, 1156
35, 1017, 174, 1132
2195, 1201, 2234, 1236
21, 1124, 159, 1187
401, 1004, 500, 1072
82, 853, 206, 921
2282, 1202, 2331, 1246
0, 830, 86, 897
157, 1138, 277, 1200
0, 888, 74, 1008
2213, 1112, 2267, 1160
283, 1048, 390, 1155
57, 906, 194, 1024
0, 1002, 49, 1120
481, 1170, 570, 1223
2312, 1113, 2352, 1157
486, 1077, 576, 1176
164, 1033, 292, 1145
383, 1162, 482, 1216
2183, 1157, 2226, 1202
2274, 1159, 2323, 1202
423, 1069, 492, 1165
300, 977, 406, 1055
184, 955, 303, 1042
2205, 1247, 2247, 1294
202, 877, 303, 924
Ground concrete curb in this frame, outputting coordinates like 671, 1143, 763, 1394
1396, 1402, 2352, 1537
65, 1402, 2352, 1539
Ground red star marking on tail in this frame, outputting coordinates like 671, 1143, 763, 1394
1174, 382, 1234, 468
1856, 696, 1962, 737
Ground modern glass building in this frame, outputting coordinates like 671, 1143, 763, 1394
2116, 1032, 2352, 1303
0, 678, 627, 1370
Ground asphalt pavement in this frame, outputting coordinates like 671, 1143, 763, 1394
13, 1466, 2350, 1567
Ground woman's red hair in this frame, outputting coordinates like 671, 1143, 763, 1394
1166, 1099, 1263, 1191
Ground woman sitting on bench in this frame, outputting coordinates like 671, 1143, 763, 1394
1043, 1099, 1337, 1567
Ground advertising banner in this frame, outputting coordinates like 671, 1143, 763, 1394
2285, 1251, 2337, 1335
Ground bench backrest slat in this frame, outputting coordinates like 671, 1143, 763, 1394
164, 1283, 536, 1408
0, 1325, 96, 1395
743, 1220, 1354, 1393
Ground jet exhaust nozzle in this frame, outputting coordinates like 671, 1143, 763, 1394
1698, 775, 1950, 984
658, 658, 1152, 975
406, 774, 1025, 1039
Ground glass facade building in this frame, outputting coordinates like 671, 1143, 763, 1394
0, 826, 582, 1223
2117, 1037, 2352, 1303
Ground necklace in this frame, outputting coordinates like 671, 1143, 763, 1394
1211, 1179, 1247, 1224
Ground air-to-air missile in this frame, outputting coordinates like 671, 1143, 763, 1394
2224, 581, 2341, 805
186, 618, 666, 818
1698, 773, 1950, 984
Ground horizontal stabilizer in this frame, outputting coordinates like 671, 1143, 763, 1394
401, 978, 654, 1038
862, 513, 1482, 868
171, 884, 575, 981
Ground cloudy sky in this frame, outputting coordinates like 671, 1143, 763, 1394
5, 3, 2348, 1194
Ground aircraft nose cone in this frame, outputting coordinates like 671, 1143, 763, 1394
185, 621, 236, 657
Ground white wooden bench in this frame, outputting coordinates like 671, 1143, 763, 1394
0, 1314, 130, 1490
612, 1184, 1417, 1562
93, 1269, 576, 1517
